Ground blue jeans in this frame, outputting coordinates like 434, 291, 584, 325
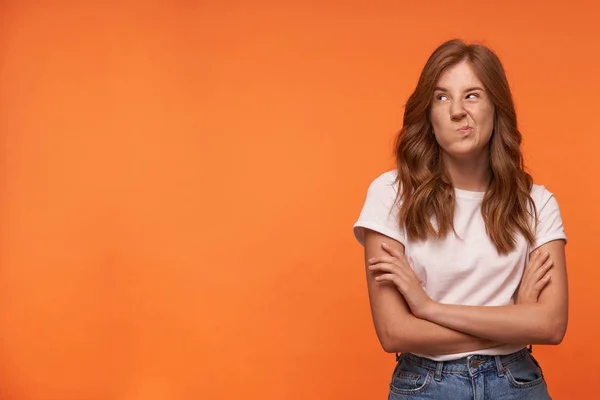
388, 348, 552, 399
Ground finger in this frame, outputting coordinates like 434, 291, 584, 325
530, 253, 550, 278
527, 250, 546, 269
381, 244, 411, 270
532, 258, 553, 280
531, 274, 551, 293
524, 251, 549, 281
524, 257, 552, 287
369, 263, 413, 285
533, 252, 550, 269
381, 242, 405, 259
524, 250, 540, 276
367, 255, 398, 266
368, 262, 399, 274
530, 249, 547, 261
374, 273, 401, 286
522, 253, 537, 281
531, 249, 542, 260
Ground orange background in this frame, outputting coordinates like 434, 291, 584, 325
1, 1, 599, 399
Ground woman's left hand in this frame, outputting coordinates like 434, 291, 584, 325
367, 242, 435, 319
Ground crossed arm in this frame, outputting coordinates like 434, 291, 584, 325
363, 229, 568, 355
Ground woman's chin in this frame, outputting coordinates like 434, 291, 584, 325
443, 145, 486, 160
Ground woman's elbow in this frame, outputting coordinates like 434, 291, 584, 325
378, 330, 400, 353
377, 326, 409, 353
542, 319, 567, 345
548, 322, 567, 345
381, 339, 399, 353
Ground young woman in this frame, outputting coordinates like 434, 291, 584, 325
353, 39, 568, 399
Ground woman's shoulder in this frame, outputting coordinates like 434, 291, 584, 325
529, 183, 560, 206
530, 183, 553, 197
368, 169, 399, 191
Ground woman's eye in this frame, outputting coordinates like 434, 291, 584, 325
466, 93, 479, 99
436, 94, 448, 101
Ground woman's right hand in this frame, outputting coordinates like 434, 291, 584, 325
515, 250, 554, 305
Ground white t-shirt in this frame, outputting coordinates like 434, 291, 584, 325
353, 169, 567, 361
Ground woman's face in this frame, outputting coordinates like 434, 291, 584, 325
430, 60, 494, 160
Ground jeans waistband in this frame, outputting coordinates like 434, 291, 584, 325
398, 347, 530, 378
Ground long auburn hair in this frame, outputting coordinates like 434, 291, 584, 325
393, 39, 536, 255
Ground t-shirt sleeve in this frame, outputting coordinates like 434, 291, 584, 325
532, 186, 568, 251
352, 171, 406, 247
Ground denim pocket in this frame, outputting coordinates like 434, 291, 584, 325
389, 356, 433, 395
504, 352, 546, 389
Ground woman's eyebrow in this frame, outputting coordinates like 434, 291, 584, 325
433, 86, 485, 92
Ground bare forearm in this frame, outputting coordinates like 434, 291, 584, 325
422, 303, 565, 345
382, 314, 503, 355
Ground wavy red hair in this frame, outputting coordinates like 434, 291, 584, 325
393, 39, 536, 254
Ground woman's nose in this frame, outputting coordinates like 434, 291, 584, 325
450, 101, 467, 120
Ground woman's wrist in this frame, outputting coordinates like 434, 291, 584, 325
417, 298, 441, 321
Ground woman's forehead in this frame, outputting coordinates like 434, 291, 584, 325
436, 61, 484, 89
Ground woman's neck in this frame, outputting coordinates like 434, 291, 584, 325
443, 152, 491, 192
